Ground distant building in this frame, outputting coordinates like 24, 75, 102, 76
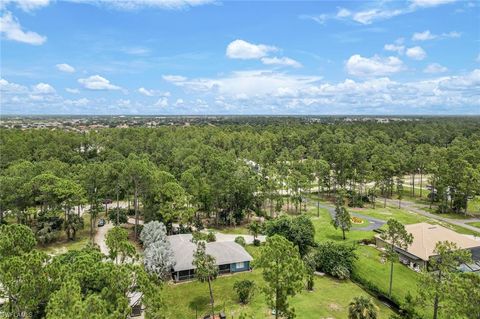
168, 234, 253, 282
375, 222, 480, 271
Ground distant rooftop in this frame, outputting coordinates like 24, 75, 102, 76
377, 222, 480, 261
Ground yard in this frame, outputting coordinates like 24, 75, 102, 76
163, 253, 395, 319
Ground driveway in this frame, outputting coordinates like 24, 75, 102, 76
94, 219, 114, 255
209, 232, 267, 244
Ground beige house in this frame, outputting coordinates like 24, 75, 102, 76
375, 222, 480, 271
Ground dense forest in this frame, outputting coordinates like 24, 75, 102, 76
1, 117, 480, 319
2, 117, 479, 230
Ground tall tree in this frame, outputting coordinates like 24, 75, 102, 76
256, 235, 305, 319
380, 219, 413, 298
105, 226, 137, 264
332, 194, 352, 240
417, 241, 471, 319
193, 241, 218, 317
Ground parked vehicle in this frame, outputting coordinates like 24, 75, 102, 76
98, 219, 106, 227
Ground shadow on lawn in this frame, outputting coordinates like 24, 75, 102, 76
188, 295, 210, 312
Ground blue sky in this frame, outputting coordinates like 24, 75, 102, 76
1, 0, 479, 115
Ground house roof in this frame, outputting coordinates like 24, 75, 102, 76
376, 222, 480, 261
167, 234, 253, 272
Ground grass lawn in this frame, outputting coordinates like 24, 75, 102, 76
164, 257, 395, 319
208, 225, 250, 235
466, 221, 480, 228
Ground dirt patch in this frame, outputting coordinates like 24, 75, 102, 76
328, 303, 342, 311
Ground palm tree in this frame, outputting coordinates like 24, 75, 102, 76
348, 296, 379, 319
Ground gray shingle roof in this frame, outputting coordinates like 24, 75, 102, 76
167, 234, 253, 272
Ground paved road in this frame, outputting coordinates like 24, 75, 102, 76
384, 198, 480, 234
316, 202, 385, 231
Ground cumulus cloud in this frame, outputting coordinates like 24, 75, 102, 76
65, 88, 80, 94
56, 63, 76, 73
155, 97, 169, 107
0, 78, 28, 93
336, 8, 351, 18
412, 30, 436, 41
345, 54, 404, 77
424, 63, 448, 73
138, 87, 154, 96
352, 8, 404, 25
162, 75, 187, 82
384, 44, 405, 54
0, 11, 47, 45
32, 83, 55, 94
226, 39, 277, 59
412, 30, 461, 41
406, 46, 427, 60
261, 56, 302, 68
78, 75, 121, 90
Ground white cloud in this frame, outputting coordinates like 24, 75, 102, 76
442, 31, 461, 38
174, 98, 184, 106
412, 30, 461, 41
345, 54, 404, 77
300, 14, 328, 25
162, 75, 187, 82
352, 8, 404, 25
424, 63, 448, 73
65, 88, 80, 94
226, 39, 277, 60
410, 0, 457, 8
261, 56, 302, 68
336, 8, 351, 18
78, 75, 121, 90
406, 46, 427, 60
165, 70, 321, 97
32, 82, 55, 94
75, 0, 215, 10
0, 11, 47, 45
138, 87, 154, 96
412, 30, 436, 41
0, 78, 28, 93
56, 63, 76, 73
2, 0, 50, 12
155, 97, 169, 107
384, 44, 405, 54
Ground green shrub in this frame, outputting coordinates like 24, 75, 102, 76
314, 241, 357, 279
233, 279, 256, 304
253, 239, 261, 246
234, 236, 246, 247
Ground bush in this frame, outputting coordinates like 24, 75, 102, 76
206, 231, 216, 242
253, 239, 261, 246
331, 265, 350, 279
314, 241, 357, 279
192, 231, 216, 243
233, 279, 255, 304
359, 237, 376, 245
235, 236, 246, 247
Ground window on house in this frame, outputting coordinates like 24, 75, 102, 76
236, 262, 245, 269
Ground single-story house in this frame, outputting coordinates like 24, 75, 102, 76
375, 222, 480, 271
167, 234, 253, 282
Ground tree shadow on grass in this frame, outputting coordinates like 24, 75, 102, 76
188, 295, 210, 313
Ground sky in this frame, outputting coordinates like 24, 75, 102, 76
0, 0, 479, 115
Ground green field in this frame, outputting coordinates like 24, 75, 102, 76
164, 256, 395, 319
